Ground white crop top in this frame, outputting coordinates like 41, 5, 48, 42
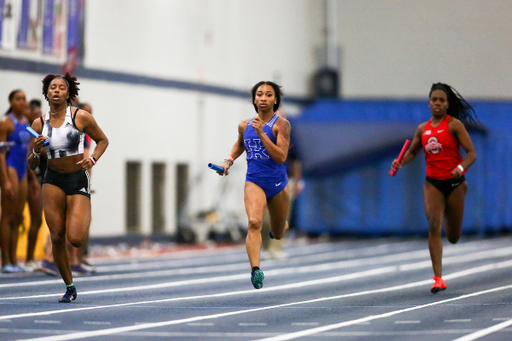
41, 106, 84, 160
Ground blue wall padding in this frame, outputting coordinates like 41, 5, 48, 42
290, 99, 511, 236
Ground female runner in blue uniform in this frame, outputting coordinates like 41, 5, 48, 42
28, 74, 109, 302
218, 81, 291, 289
0, 90, 31, 273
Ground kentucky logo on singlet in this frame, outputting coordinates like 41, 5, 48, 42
424, 136, 444, 154
244, 139, 269, 160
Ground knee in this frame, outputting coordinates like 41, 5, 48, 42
51, 232, 66, 247
447, 234, 460, 244
247, 216, 263, 231
68, 237, 83, 248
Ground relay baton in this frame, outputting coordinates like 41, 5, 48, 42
208, 163, 227, 173
26, 127, 50, 146
389, 139, 411, 176
0, 141, 15, 149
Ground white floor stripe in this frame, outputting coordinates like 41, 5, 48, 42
445, 319, 471, 323
3, 243, 512, 300
3, 257, 512, 324
12, 261, 512, 341
450, 318, 512, 341
253, 285, 512, 341
18, 283, 512, 341
0, 238, 501, 290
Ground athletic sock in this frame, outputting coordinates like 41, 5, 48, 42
67, 282, 75, 288
251, 266, 260, 274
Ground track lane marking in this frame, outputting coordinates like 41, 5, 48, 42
450, 318, 512, 341
12, 261, 512, 341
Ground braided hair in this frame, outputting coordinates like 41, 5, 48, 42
251, 81, 283, 113
42, 73, 80, 106
429, 83, 479, 129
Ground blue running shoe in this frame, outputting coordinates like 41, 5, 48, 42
1, 264, 17, 273
39, 260, 59, 276
58, 285, 77, 303
251, 269, 265, 289
71, 264, 91, 277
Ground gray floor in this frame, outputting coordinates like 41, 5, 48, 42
1, 235, 512, 341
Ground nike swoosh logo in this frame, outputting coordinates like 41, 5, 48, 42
437, 130, 444, 133
275, 182, 282, 187
452, 183, 460, 187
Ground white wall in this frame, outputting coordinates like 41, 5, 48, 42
335, 0, 512, 99
1, 0, 510, 237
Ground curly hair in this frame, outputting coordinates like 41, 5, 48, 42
251, 81, 283, 113
42, 73, 80, 105
429, 83, 479, 129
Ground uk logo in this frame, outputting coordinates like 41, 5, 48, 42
244, 139, 269, 159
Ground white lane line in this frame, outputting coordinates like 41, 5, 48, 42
239, 323, 267, 326
186, 322, 215, 326
450, 318, 512, 341
445, 319, 471, 323
83, 321, 111, 325
493, 317, 512, 321
291, 322, 319, 326
0, 266, 397, 321
253, 284, 512, 341
0, 239, 500, 290
18, 282, 512, 341
3, 257, 512, 324
0, 243, 414, 290
395, 320, 421, 324
4, 243, 512, 300
34, 320, 61, 324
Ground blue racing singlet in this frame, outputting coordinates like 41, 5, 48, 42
6, 113, 30, 180
243, 114, 288, 198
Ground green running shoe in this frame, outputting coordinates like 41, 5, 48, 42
251, 269, 265, 289
58, 285, 77, 303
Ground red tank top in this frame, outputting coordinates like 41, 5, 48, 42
422, 115, 465, 180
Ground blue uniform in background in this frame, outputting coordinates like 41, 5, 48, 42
6, 113, 30, 180
244, 114, 288, 199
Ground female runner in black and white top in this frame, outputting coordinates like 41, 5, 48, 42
28, 73, 109, 303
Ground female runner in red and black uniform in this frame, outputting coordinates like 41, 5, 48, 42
391, 83, 478, 293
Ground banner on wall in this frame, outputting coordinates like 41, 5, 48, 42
63, 0, 80, 73
42, 0, 65, 56
1, 0, 84, 66
0, 0, 19, 50
17, 0, 42, 50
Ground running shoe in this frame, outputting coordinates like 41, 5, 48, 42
23, 261, 40, 272
39, 260, 59, 276
71, 264, 91, 277
269, 231, 275, 239
81, 260, 97, 274
251, 269, 265, 289
1, 264, 26, 273
431, 276, 447, 293
58, 285, 77, 303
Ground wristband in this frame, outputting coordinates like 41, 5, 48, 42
457, 164, 464, 172
32, 148, 40, 159
224, 156, 234, 166
89, 156, 97, 165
